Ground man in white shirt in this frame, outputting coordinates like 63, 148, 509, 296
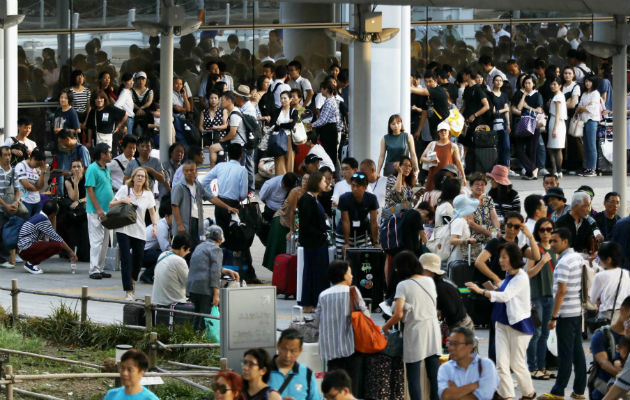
107, 135, 136, 192
479, 55, 507, 90
151, 232, 191, 307
493, 24, 511, 44
6, 118, 37, 162
288, 60, 314, 107
331, 157, 358, 206
518, 194, 547, 247
140, 197, 173, 284
301, 131, 334, 173
270, 65, 291, 109
359, 159, 386, 209
573, 49, 592, 84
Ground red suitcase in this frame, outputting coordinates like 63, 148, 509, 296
272, 254, 298, 299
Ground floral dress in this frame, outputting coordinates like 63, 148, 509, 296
383, 175, 414, 210
470, 196, 495, 260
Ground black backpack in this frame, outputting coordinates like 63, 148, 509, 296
9, 138, 29, 167
260, 82, 282, 116
229, 110, 262, 152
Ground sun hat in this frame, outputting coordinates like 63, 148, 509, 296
544, 187, 566, 203
486, 165, 511, 186
205, 225, 224, 242
452, 194, 479, 219
419, 253, 444, 275
234, 84, 251, 98
437, 120, 450, 132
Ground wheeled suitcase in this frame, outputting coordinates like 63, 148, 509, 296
272, 254, 298, 298
472, 129, 498, 173
447, 244, 475, 287
346, 247, 386, 312
122, 303, 146, 326
154, 302, 196, 331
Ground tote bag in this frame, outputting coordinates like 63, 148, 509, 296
267, 129, 289, 157
349, 286, 387, 353
292, 123, 308, 145
568, 116, 585, 138
514, 115, 536, 138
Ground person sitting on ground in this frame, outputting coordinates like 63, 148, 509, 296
212, 370, 246, 400
300, 131, 335, 173
321, 370, 358, 400
544, 187, 569, 222
301, 153, 322, 175
242, 348, 282, 400
6, 117, 36, 164
555, 191, 601, 254
151, 232, 191, 307
437, 326, 499, 400
15, 148, 47, 217
18, 199, 78, 274
594, 192, 621, 241
140, 196, 174, 284
268, 328, 321, 400
104, 349, 159, 400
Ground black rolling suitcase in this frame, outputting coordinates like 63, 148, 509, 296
154, 302, 196, 330
123, 303, 146, 326
473, 128, 498, 173
447, 244, 475, 288
346, 247, 386, 312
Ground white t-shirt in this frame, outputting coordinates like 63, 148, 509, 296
589, 268, 630, 312
449, 217, 472, 263
331, 179, 351, 205
113, 186, 156, 241
367, 176, 387, 209
14, 160, 41, 204
4, 137, 37, 152
107, 154, 133, 191
114, 88, 134, 117
289, 76, 313, 106
307, 144, 335, 172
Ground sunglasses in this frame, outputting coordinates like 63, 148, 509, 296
538, 227, 553, 233
506, 222, 521, 230
211, 383, 232, 394
352, 173, 366, 179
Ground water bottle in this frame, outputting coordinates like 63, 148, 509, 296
70, 262, 77, 274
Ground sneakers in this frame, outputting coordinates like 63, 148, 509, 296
100, 272, 112, 278
89, 273, 102, 280
24, 262, 43, 274
0, 261, 15, 269
568, 170, 577, 175
539, 168, 550, 176
508, 169, 519, 177
579, 169, 597, 177
14, 255, 23, 263
125, 292, 136, 301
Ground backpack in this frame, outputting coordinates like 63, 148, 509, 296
9, 138, 28, 167
587, 325, 616, 396
260, 82, 282, 116
379, 211, 407, 250
229, 110, 262, 152
426, 220, 453, 261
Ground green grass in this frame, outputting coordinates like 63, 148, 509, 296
152, 381, 213, 400
0, 325, 44, 353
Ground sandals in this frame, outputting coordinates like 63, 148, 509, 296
520, 393, 537, 400
543, 369, 557, 379
531, 370, 550, 380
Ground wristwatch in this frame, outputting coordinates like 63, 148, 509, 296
550, 315, 558, 321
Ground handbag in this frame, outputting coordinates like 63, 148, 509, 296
536, 112, 548, 132
204, 306, 221, 343
349, 286, 387, 354
568, 116, 585, 138
380, 329, 403, 357
267, 129, 289, 157
100, 188, 137, 230
103, 247, 120, 271
514, 114, 536, 138
292, 123, 308, 145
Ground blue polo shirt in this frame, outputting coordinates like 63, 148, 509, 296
268, 359, 321, 400
85, 161, 114, 213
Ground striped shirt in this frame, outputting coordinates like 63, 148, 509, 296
17, 212, 64, 251
0, 165, 17, 199
553, 248, 584, 318
314, 285, 368, 361
69, 87, 91, 113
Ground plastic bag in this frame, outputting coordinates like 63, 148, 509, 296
204, 306, 221, 343
547, 328, 557, 356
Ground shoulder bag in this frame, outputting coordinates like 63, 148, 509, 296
514, 110, 536, 138
349, 286, 387, 354
568, 114, 584, 138
100, 187, 137, 230
291, 109, 308, 145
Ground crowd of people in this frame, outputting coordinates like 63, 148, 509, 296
4, 19, 630, 400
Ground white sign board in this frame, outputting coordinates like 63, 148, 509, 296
220, 286, 276, 371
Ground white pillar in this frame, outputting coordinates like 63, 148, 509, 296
399, 6, 411, 132
4, 0, 18, 142
160, 29, 174, 162
349, 40, 372, 162
0, 23, 4, 142
612, 15, 628, 216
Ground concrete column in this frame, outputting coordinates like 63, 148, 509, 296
0, 13, 4, 142
3, 0, 18, 142
159, 29, 174, 162
349, 40, 371, 161
612, 15, 628, 216
56, 0, 70, 65
279, 3, 335, 61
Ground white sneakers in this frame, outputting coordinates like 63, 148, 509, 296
125, 292, 136, 301
24, 262, 43, 274
0, 261, 15, 269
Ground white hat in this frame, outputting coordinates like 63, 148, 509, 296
437, 120, 450, 132
419, 253, 444, 275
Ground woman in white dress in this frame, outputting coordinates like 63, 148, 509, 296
547, 77, 567, 177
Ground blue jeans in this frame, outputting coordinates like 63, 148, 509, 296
537, 133, 546, 169
583, 120, 598, 170
240, 149, 255, 193
550, 316, 587, 397
406, 355, 440, 400
126, 116, 135, 136
497, 130, 510, 166
116, 233, 145, 292
24, 201, 42, 218
527, 296, 554, 371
